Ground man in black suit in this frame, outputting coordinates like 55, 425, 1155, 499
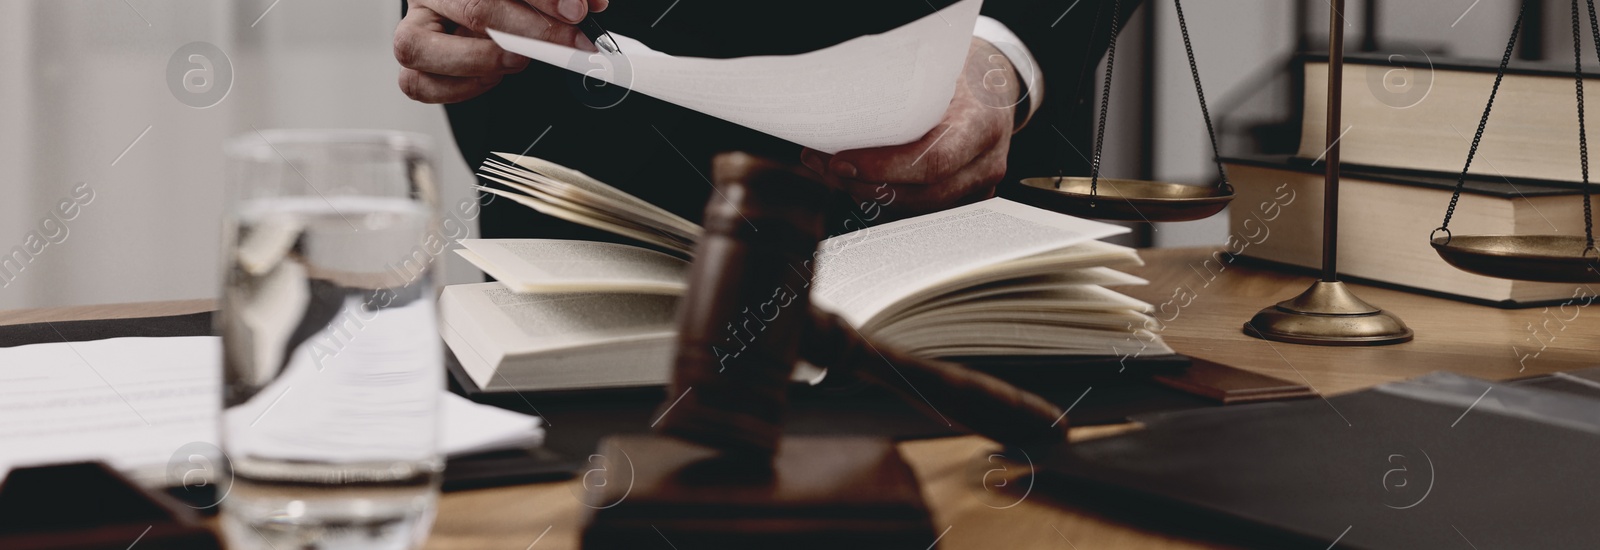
393, 0, 1133, 241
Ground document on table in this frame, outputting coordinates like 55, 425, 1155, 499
488, 0, 982, 154
0, 336, 543, 485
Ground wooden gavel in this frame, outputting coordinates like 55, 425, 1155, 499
654, 152, 1071, 457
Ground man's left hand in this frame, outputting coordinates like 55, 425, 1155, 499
801, 37, 1023, 220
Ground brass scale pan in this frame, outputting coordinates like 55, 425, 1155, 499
1015, 176, 1231, 222
1012, 0, 1234, 223
1432, 235, 1600, 283
1429, 0, 1600, 284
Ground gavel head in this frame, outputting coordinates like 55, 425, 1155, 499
652, 152, 837, 458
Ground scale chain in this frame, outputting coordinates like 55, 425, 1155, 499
1572, 0, 1588, 251
1173, 0, 1231, 193
1436, 0, 1528, 243
1059, 0, 1109, 183
1085, 0, 1233, 203
1087, 0, 1123, 204
1581, 0, 1598, 251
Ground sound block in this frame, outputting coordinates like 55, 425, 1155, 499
581, 435, 936, 549
1149, 357, 1317, 404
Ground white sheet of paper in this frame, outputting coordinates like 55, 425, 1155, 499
0, 336, 542, 484
439, 388, 545, 456
488, 0, 982, 154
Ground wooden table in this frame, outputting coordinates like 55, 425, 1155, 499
5, 248, 1596, 549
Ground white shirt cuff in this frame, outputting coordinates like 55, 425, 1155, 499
972, 16, 1044, 131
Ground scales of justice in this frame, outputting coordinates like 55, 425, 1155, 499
1021, 0, 1600, 345
577, 0, 1600, 547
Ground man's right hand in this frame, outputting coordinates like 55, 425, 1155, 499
396, 0, 609, 104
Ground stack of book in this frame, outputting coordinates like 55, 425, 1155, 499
1227, 53, 1596, 307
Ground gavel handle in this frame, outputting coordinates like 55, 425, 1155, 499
803, 307, 1073, 447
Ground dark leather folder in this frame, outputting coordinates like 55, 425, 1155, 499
1033, 372, 1600, 549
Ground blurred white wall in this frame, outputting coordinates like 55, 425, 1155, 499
1144, 0, 1296, 247
0, 0, 480, 310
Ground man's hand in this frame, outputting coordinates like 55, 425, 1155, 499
395, 0, 609, 104
801, 37, 1023, 221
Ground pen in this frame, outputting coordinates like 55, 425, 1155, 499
579, 17, 621, 54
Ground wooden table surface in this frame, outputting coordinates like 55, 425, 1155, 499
5, 248, 1597, 549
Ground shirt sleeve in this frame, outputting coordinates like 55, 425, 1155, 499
972, 16, 1045, 131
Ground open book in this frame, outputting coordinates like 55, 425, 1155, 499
445, 153, 1173, 392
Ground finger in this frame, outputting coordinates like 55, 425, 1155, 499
799, 148, 832, 176
588, 0, 610, 12
399, 68, 503, 104
528, 0, 589, 24
402, 5, 449, 32
836, 146, 1005, 219
428, 0, 586, 45
396, 10, 528, 76
798, 149, 859, 199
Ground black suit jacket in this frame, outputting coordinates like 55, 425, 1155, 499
435, 0, 1138, 242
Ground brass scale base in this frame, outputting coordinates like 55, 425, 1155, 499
1244, 281, 1413, 346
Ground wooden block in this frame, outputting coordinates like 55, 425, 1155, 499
581, 435, 935, 549
1150, 357, 1317, 404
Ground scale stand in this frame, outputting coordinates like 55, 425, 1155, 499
1244, 0, 1413, 346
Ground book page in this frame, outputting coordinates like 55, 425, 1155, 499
0, 336, 217, 484
223, 293, 444, 463
878, 320, 1171, 357
441, 282, 828, 386
444, 283, 679, 355
490, 154, 700, 236
868, 240, 1142, 324
812, 198, 1130, 328
891, 280, 1154, 324
459, 239, 688, 295
483, 287, 678, 346
0, 336, 544, 484
487, 0, 981, 153
473, 184, 696, 256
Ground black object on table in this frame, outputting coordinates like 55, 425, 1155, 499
446, 351, 1212, 464
0, 462, 220, 550
1032, 370, 1600, 549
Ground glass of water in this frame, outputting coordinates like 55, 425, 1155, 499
217, 130, 445, 550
